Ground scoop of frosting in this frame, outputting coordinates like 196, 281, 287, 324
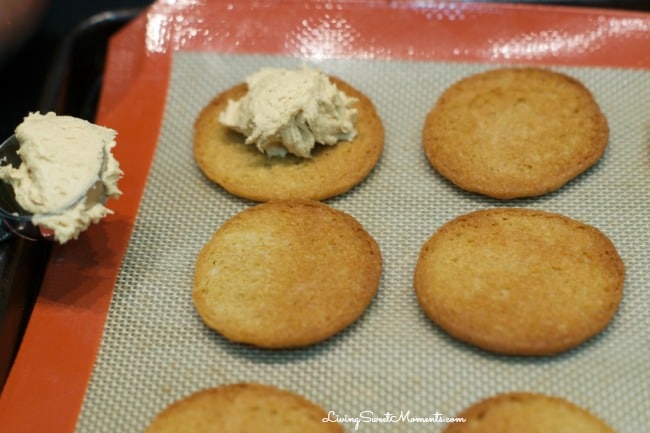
0, 112, 123, 243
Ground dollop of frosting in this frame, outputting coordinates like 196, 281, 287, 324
219, 65, 357, 158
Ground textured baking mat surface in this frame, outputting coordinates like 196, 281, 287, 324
76, 53, 650, 432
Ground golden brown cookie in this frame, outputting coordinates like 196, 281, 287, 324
194, 76, 384, 201
145, 383, 343, 433
193, 200, 382, 348
444, 392, 616, 433
422, 67, 609, 199
414, 208, 624, 355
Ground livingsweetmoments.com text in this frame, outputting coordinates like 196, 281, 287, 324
322, 410, 466, 430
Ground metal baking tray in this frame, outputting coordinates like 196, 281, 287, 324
0, 8, 140, 392
1, 1, 649, 432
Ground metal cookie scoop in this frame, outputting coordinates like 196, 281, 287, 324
0, 135, 39, 241
0, 134, 106, 242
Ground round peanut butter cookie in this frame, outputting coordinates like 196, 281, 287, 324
444, 392, 616, 433
194, 77, 384, 201
422, 67, 609, 199
414, 208, 624, 355
145, 383, 343, 433
193, 200, 382, 348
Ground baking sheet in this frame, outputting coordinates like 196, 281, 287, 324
2, 1, 650, 432
77, 52, 650, 431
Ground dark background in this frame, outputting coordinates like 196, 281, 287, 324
0, 0, 154, 140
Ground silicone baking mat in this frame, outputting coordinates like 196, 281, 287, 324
1, 1, 649, 432
79, 52, 650, 432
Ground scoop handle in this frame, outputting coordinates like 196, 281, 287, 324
0, 214, 42, 241
0, 134, 43, 241
0, 220, 11, 241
